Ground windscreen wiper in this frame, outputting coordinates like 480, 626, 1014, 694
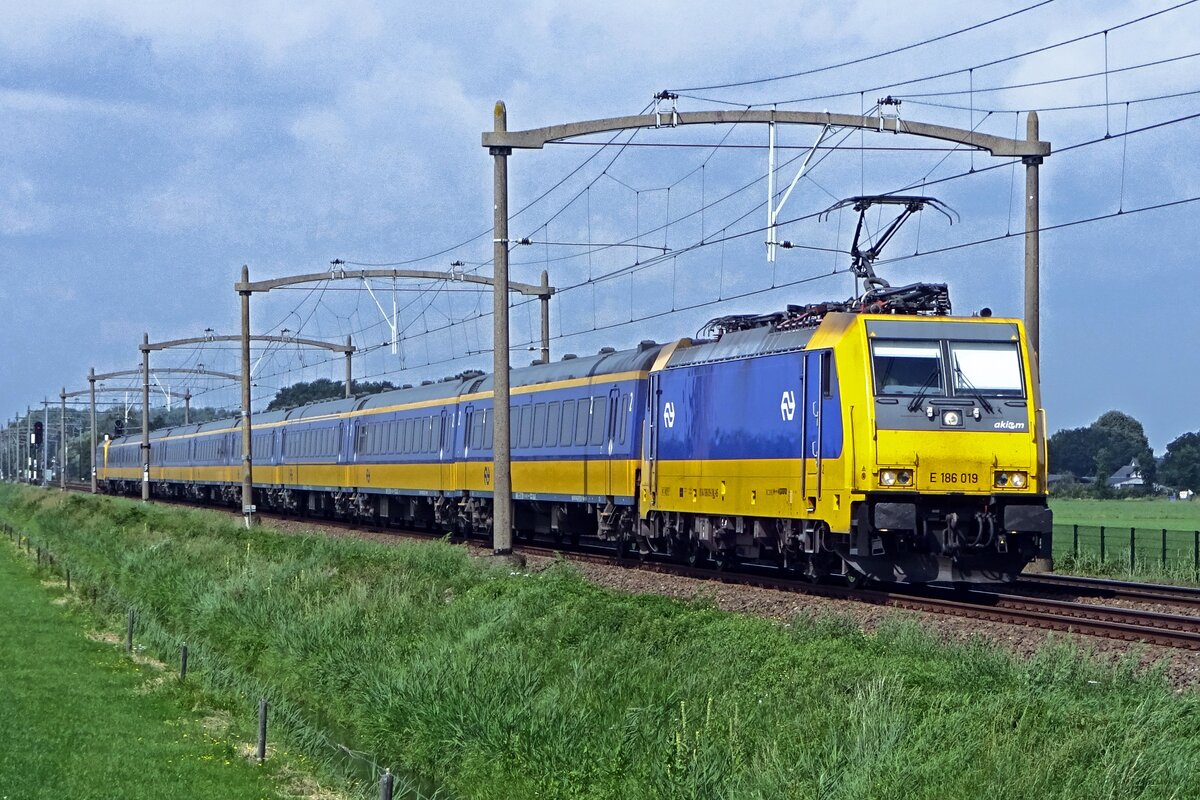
952, 356, 994, 414
906, 369, 942, 413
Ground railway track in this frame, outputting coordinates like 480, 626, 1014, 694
520, 543, 1200, 651
37, 484, 1200, 652
1017, 573, 1200, 609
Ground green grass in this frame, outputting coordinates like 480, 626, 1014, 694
5, 485, 1200, 799
0, 538, 281, 800
1051, 498, 1200, 529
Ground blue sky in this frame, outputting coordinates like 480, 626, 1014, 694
3, 0, 1199, 449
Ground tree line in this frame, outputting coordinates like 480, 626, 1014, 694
1049, 410, 1200, 495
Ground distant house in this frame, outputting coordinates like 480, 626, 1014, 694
1107, 459, 1145, 489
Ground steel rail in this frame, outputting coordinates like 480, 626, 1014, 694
1018, 573, 1200, 609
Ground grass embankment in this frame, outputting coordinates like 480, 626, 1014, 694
4, 485, 1200, 799
0, 537, 281, 800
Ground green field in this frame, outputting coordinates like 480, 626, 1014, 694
1051, 498, 1200, 529
0, 539, 281, 800
4, 484, 1200, 799
1049, 498, 1200, 582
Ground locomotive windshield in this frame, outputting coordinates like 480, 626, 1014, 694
871, 338, 1025, 398
872, 341, 943, 396
949, 341, 1024, 397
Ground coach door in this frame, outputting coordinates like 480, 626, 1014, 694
646, 373, 661, 500
604, 386, 622, 496
438, 407, 454, 491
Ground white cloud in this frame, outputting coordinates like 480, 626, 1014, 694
1, 0, 384, 60
0, 174, 53, 235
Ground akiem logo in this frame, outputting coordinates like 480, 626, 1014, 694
780, 390, 796, 421
663, 402, 676, 428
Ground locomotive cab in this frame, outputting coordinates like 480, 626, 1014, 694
839, 315, 1052, 583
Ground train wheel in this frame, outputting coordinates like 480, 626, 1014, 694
713, 548, 737, 572
615, 536, 631, 560
844, 569, 867, 589
685, 541, 706, 568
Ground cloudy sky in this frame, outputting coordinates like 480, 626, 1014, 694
3, 0, 1199, 449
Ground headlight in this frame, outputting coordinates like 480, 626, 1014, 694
880, 469, 898, 486
897, 470, 912, 486
995, 470, 1028, 488
941, 409, 963, 427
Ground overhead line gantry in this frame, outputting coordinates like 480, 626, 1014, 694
482, 99, 1050, 557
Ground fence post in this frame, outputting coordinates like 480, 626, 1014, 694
180, 643, 189, 681
65, 569, 71, 592
1162, 528, 1168, 568
1129, 527, 1136, 573
125, 608, 135, 653
1100, 526, 1106, 563
257, 698, 268, 762
380, 769, 395, 800
1194, 531, 1199, 579
1073, 524, 1079, 558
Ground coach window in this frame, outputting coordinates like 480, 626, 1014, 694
519, 405, 533, 448
560, 400, 576, 447
820, 352, 833, 398
484, 408, 494, 451
545, 402, 560, 447
469, 411, 482, 451
572, 399, 589, 445
532, 403, 546, 447
589, 396, 607, 445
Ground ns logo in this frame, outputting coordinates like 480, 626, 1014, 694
663, 402, 677, 428
780, 390, 796, 421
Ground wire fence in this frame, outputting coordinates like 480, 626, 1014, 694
1054, 524, 1200, 577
